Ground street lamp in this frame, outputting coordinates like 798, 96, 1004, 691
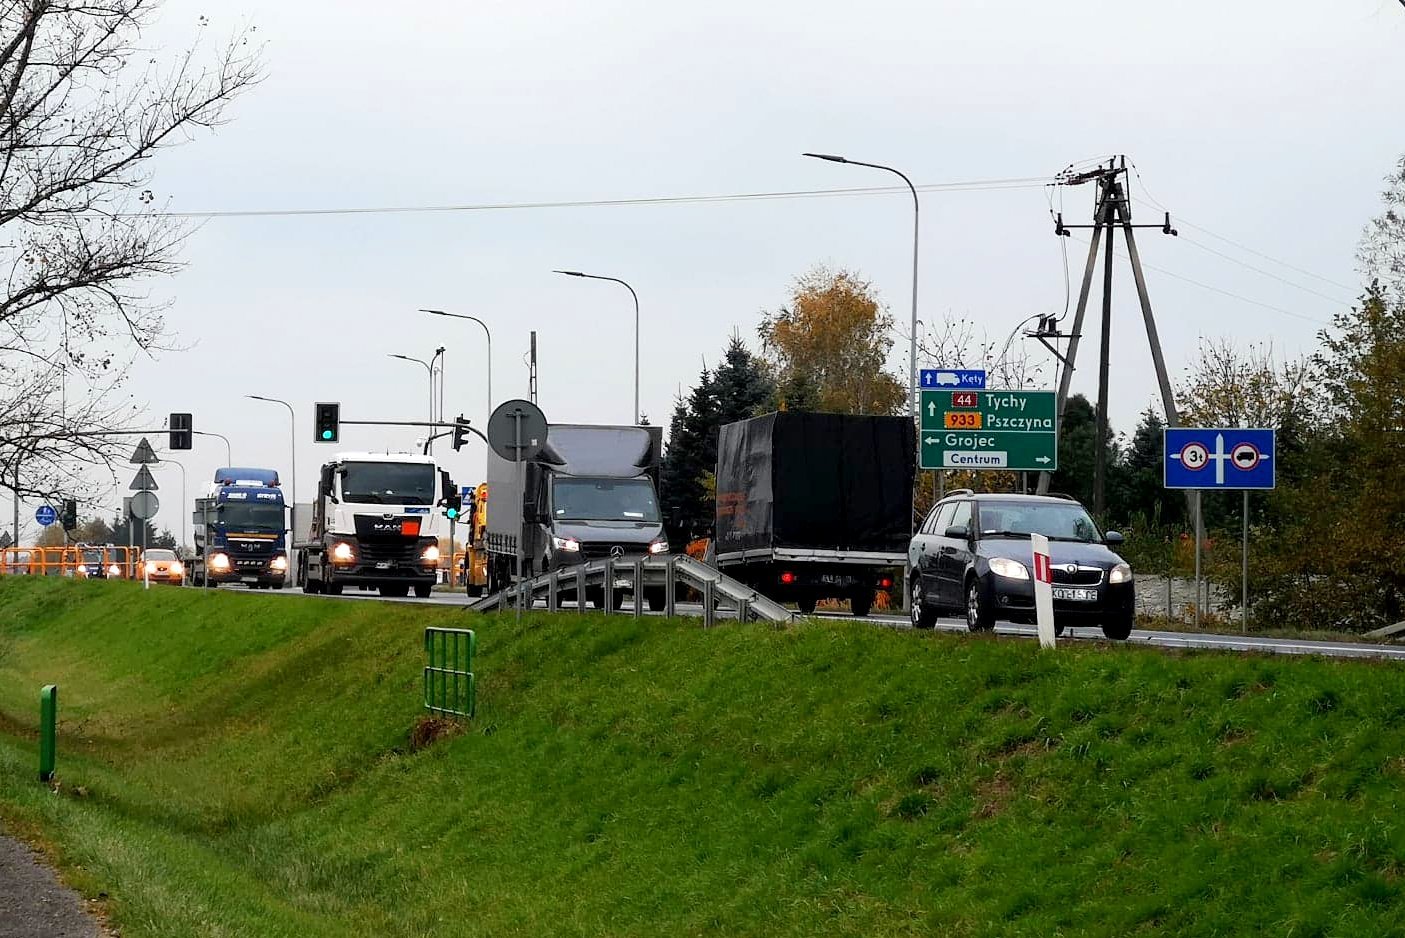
553, 270, 640, 424
245, 395, 298, 585
389, 351, 444, 449
192, 431, 233, 466
152, 457, 188, 553
420, 310, 492, 420
805, 151, 921, 610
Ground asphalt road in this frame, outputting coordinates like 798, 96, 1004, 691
0, 827, 102, 938
235, 583, 1405, 661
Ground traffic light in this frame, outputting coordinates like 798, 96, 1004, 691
451, 415, 471, 451
169, 412, 193, 450
60, 499, 77, 531
314, 402, 340, 443
443, 490, 462, 521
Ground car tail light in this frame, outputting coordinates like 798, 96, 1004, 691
879, 577, 893, 589
780, 571, 796, 585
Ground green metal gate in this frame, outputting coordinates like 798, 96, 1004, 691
424, 627, 476, 719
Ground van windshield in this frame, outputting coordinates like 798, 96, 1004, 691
553, 478, 660, 523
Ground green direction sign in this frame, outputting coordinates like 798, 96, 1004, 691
919, 389, 1058, 471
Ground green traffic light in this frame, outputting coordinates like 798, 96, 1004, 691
446, 508, 458, 519
321, 430, 333, 440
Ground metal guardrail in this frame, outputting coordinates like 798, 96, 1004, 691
468, 554, 793, 625
424, 627, 475, 719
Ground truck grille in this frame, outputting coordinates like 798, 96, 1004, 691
358, 539, 420, 565
580, 543, 644, 560
1051, 566, 1104, 586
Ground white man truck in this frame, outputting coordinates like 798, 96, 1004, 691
298, 452, 456, 598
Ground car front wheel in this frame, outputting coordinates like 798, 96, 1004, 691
1101, 615, 1134, 641
965, 578, 995, 632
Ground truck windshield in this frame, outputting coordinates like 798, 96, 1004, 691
341, 463, 437, 506
553, 477, 660, 523
219, 503, 285, 529
978, 501, 1102, 543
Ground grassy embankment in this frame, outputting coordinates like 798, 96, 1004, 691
2, 577, 1405, 936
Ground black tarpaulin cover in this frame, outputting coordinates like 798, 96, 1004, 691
715, 412, 915, 554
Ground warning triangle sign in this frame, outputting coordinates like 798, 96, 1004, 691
130, 465, 159, 491
130, 437, 158, 464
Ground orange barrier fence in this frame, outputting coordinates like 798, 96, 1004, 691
1, 545, 145, 579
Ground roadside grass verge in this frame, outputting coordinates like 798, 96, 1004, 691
2, 576, 1405, 936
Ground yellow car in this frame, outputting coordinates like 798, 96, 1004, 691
140, 549, 186, 586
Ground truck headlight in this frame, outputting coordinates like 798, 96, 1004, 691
210, 553, 231, 571
421, 544, 441, 563
270, 556, 288, 572
648, 538, 669, 555
1108, 563, 1132, 584
989, 558, 1030, 580
145, 561, 157, 574
331, 542, 354, 563
171, 562, 184, 576
108, 564, 122, 577
551, 536, 580, 553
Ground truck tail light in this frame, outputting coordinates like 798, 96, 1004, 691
780, 571, 796, 585
879, 577, 893, 589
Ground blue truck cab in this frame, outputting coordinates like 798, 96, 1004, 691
193, 467, 289, 589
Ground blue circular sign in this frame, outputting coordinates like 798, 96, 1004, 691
35, 505, 57, 526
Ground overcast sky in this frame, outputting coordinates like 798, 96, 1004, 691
11, 0, 1405, 542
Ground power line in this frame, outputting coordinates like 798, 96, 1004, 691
1126, 162, 1354, 291
1066, 233, 1332, 326
104, 176, 1051, 220
1176, 234, 1356, 307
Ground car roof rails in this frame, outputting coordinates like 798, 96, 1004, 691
942, 488, 975, 499
1045, 491, 1077, 501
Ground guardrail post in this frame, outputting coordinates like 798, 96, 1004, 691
548, 569, 558, 612
737, 597, 750, 623
576, 566, 587, 614
665, 557, 677, 617
39, 684, 56, 782
602, 560, 615, 616
633, 560, 644, 619
702, 579, 716, 629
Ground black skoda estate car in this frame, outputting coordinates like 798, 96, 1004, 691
908, 491, 1135, 640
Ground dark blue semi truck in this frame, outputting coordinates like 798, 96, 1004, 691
191, 467, 289, 589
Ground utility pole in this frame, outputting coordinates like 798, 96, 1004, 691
528, 331, 539, 405
1039, 157, 1181, 517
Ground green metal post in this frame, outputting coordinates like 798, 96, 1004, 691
39, 684, 57, 782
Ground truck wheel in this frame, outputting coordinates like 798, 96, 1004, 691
611, 588, 626, 611
302, 578, 319, 594
797, 596, 817, 616
850, 591, 874, 618
466, 583, 484, 599
413, 583, 432, 599
380, 583, 410, 598
645, 587, 666, 612
324, 581, 343, 596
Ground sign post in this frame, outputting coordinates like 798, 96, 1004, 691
486, 400, 548, 620
919, 387, 1058, 472
1031, 533, 1056, 649
1164, 428, 1276, 632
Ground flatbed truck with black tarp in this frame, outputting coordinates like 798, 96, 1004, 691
714, 412, 914, 616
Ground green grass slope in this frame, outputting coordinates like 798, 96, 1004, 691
3, 577, 1405, 937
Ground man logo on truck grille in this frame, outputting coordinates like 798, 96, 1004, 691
610, 546, 625, 560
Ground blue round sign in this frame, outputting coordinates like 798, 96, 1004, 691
35, 505, 57, 526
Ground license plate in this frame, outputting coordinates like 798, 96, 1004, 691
376, 562, 391, 570
241, 576, 258, 583
1053, 587, 1098, 602
819, 574, 856, 586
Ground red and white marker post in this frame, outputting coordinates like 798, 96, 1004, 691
1031, 533, 1056, 649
